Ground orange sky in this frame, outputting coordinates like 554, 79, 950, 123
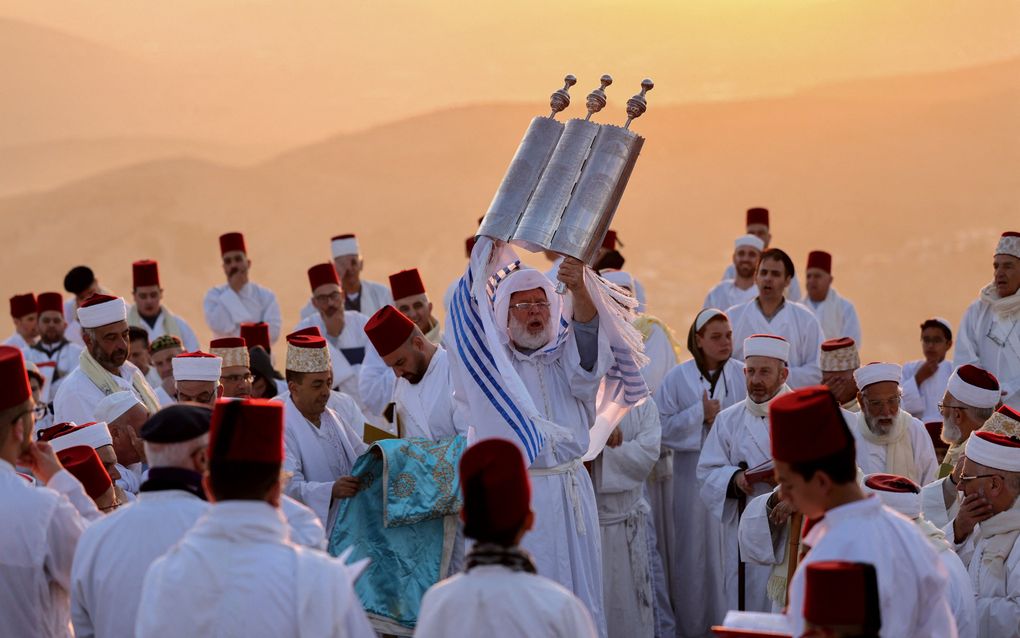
3, 0, 1019, 147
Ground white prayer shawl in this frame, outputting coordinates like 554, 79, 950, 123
53, 360, 150, 425
415, 564, 598, 638
696, 396, 783, 614
786, 496, 957, 638
299, 279, 393, 320
921, 476, 962, 531
726, 298, 823, 388
723, 263, 801, 302
282, 396, 367, 531
953, 499, 1020, 638
202, 281, 282, 343
591, 398, 661, 638
956, 293, 1020, 409
704, 279, 758, 313
1, 462, 99, 638
804, 287, 862, 345
392, 348, 464, 440
24, 341, 83, 405
852, 410, 939, 486
127, 306, 200, 352
134, 501, 374, 638
901, 359, 954, 423
655, 358, 746, 636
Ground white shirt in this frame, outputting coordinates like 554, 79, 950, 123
52, 360, 149, 425
953, 504, 1020, 637
135, 501, 374, 638
902, 359, 954, 423
851, 410, 940, 486
392, 348, 464, 440
639, 321, 678, 396
704, 279, 758, 313
24, 340, 83, 405
723, 263, 801, 302
804, 287, 862, 345
128, 306, 200, 352
727, 298, 824, 388
786, 496, 956, 637
203, 281, 282, 343
956, 297, 1020, 408
0, 461, 99, 638
3, 332, 33, 350
299, 279, 393, 319
293, 311, 373, 415
416, 564, 598, 638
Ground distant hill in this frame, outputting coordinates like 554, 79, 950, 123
1, 57, 1017, 363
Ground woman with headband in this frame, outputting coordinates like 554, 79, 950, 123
653, 308, 747, 637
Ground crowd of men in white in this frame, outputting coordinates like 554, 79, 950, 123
2, 210, 1020, 638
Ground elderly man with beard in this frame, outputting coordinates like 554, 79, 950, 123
53, 295, 160, 424
704, 234, 763, 311
25, 292, 83, 407
203, 232, 282, 344
128, 260, 200, 351
850, 362, 938, 485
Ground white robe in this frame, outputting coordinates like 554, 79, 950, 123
415, 564, 598, 638
704, 280, 758, 313
901, 359, 954, 423
639, 322, 677, 397
803, 287, 862, 345
655, 357, 746, 636
134, 501, 374, 638
3, 332, 32, 350
24, 340, 83, 405
953, 505, 1020, 637
127, 306, 200, 352
921, 476, 961, 531
282, 396, 367, 531
1, 462, 99, 638
786, 496, 956, 638
956, 298, 1020, 408
726, 299, 823, 388
723, 263, 801, 302
392, 348, 464, 440
202, 281, 282, 344
592, 398, 661, 638
851, 410, 939, 486
299, 279, 393, 319
293, 312, 374, 418
52, 360, 150, 425
696, 398, 777, 614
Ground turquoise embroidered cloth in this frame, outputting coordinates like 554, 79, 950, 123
328, 435, 465, 633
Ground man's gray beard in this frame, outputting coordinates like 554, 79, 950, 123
940, 418, 963, 445
866, 414, 895, 436
508, 315, 549, 351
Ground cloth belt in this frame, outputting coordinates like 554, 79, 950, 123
529, 458, 586, 534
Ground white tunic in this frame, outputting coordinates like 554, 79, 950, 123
3, 332, 32, 350
655, 357, 746, 636
282, 396, 367, 531
135, 501, 374, 638
803, 288, 862, 345
392, 348, 463, 440
299, 279, 393, 319
591, 399, 661, 638
24, 340, 83, 405
127, 306, 200, 352
639, 322, 677, 396
786, 496, 956, 638
696, 398, 777, 614
726, 299, 823, 388
1, 461, 99, 638
953, 505, 1020, 637
901, 359, 954, 423
415, 564, 598, 638
921, 476, 961, 531
52, 360, 149, 425
851, 411, 939, 486
723, 263, 801, 302
203, 281, 282, 343
704, 280, 758, 313
293, 311, 372, 414
956, 298, 1020, 408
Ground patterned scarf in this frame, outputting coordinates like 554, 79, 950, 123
465, 543, 537, 574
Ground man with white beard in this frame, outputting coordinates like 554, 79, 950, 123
697, 334, 792, 613
956, 231, 1020, 409
851, 362, 939, 486
704, 235, 763, 311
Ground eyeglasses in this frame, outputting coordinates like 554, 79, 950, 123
864, 396, 901, 411
921, 337, 947, 345
32, 404, 49, 420
937, 402, 968, 415
222, 373, 254, 384
313, 291, 342, 304
509, 302, 551, 312
958, 473, 1002, 484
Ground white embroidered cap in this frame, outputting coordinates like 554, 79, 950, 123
286, 335, 332, 373
995, 231, 1020, 259
94, 391, 142, 425
946, 365, 1001, 409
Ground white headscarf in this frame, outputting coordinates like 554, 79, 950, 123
492, 268, 570, 356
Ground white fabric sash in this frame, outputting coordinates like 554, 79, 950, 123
973, 499, 1020, 582
979, 282, 1020, 320
220, 287, 256, 324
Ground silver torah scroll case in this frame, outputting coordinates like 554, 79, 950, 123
476, 74, 653, 276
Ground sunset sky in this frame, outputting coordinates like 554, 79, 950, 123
3, 0, 1018, 147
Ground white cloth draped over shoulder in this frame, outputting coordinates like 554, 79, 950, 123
804, 287, 862, 345
203, 281, 282, 344
953, 498, 1020, 638
726, 299, 823, 388
955, 286, 1020, 408
851, 410, 939, 486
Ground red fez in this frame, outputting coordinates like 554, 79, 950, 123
365, 305, 416, 357
37, 292, 63, 316
57, 445, 112, 500
746, 207, 770, 227
465, 236, 477, 258
806, 251, 832, 274
331, 233, 355, 241
219, 232, 246, 256
864, 473, 920, 494
211, 337, 246, 349
80, 294, 118, 309
803, 561, 881, 631
711, 630, 790, 637
132, 260, 160, 288
957, 364, 1000, 391
389, 269, 427, 300
240, 322, 271, 353
0, 346, 31, 411
1004, 231, 1020, 238
601, 230, 620, 251
460, 439, 531, 542
287, 326, 322, 339
209, 398, 284, 464
307, 263, 340, 292
286, 334, 326, 349
997, 405, 1020, 423
769, 386, 851, 463
820, 337, 854, 352
9, 293, 37, 319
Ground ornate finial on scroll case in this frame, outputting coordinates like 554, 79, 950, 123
549, 75, 577, 118
584, 75, 613, 121
624, 78, 654, 129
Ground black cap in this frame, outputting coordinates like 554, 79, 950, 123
140, 404, 212, 443
64, 266, 96, 295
